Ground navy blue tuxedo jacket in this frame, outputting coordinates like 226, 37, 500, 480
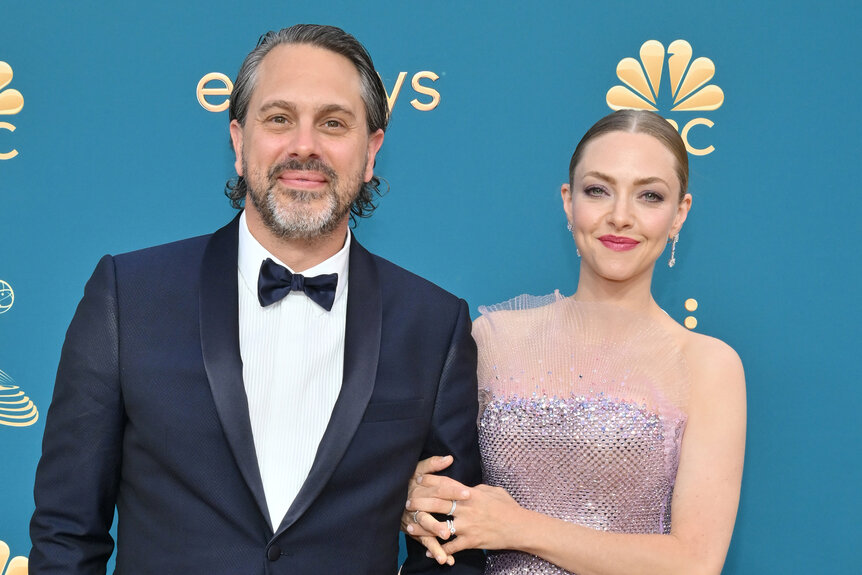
30, 215, 484, 574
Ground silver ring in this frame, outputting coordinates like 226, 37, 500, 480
448, 500, 457, 515
446, 518, 456, 535
412, 510, 421, 524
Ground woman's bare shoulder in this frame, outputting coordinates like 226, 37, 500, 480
675, 328, 746, 412
682, 330, 742, 373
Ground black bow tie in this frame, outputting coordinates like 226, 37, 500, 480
257, 258, 338, 311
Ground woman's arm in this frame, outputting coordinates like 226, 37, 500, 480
407, 336, 746, 575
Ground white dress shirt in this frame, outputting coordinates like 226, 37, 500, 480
237, 212, 350, 530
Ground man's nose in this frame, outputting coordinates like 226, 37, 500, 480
286, 122, 321, 160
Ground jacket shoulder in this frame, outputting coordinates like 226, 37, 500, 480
113, 233, 212, 267
370, 252, 464, 311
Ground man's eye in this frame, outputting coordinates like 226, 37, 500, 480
269, 115, 287, 124
324, 119, 344, 129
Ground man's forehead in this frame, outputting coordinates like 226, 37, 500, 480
256, 43, 361, 88
249, 43, 366, 118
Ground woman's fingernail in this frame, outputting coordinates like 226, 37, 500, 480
405, 499, 411, 508
406, 525, 414, 533
416, 475, 423, 484
426, 551, 432, 558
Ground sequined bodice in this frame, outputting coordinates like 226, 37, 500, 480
474, 294, 689, 575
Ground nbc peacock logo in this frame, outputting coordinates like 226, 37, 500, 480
0, 540, 27, 575
0, 60, 24, 161
606, 40, 723, 156
0, 369, 38, 428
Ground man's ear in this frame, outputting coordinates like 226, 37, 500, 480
363, 129, 385, 182
229, 119, 244, 176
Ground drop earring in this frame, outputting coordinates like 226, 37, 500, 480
668, 234, 679, 268
567, 222, 580, 257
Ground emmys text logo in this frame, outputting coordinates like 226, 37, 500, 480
197, 71, 441, 113
607, 40, 724, 156
0, 369, 38, 428
0, 539, 28, 575
0, 61, 24, 161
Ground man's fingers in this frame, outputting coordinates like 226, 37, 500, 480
404, 517, 436, 538
407, 497, 461, 517
418, 535, 453, 565
411, 476, 471, 500
417, 509, 453, 539
413, 455, 454, 477
441, 538, 470, 556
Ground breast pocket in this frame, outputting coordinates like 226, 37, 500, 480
361, 398, 426, 423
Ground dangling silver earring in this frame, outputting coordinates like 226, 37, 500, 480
567, 222, 580, 257
668, 234, 679, 268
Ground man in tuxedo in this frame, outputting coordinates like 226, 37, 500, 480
30, 24, 483, 574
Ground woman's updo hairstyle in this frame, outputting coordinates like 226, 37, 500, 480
568, 110, 689, 200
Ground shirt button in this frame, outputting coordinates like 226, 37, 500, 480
267, 544, 281, 561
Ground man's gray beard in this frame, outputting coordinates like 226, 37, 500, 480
244, 159, 361, 240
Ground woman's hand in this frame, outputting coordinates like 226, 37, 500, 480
400, 455, 467, 565
409, 478, 526, 556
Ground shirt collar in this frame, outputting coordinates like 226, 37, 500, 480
237, 211, 351, 305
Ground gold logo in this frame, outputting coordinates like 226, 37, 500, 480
196, 70, 441, 113
0, 61, 24, 161
0, 540, 28, 575
0, 280, 13, 314
0, 369, 38, 428
197, 72, 233, 113
381, 71, 441, 112
607, 40, 723, 156
684, 298, 698, 330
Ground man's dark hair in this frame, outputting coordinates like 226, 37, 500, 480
224, 24, 390, 220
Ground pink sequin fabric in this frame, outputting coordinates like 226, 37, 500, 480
475, 294, 689, 574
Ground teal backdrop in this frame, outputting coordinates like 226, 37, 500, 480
1, 1, 860, 572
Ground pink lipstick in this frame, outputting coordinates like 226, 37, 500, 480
598, 235, 640, 252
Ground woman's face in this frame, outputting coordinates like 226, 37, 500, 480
562, 131, 691, 284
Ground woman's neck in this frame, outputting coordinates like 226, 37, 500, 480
572, 267, 660, 315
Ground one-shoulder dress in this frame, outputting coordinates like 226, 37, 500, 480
474, 294, 690, 574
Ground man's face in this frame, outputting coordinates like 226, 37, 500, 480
230, 43, 384, 240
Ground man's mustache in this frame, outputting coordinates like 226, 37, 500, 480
268, 158, 338, 182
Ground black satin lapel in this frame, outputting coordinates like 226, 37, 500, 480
277, 236, 382, 534
199, 214, 270, 526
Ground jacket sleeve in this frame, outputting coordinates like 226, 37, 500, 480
30, 255, 124, 574
401, 299, 485, 573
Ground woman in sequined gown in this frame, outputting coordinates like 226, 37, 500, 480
401, 110, 746, 575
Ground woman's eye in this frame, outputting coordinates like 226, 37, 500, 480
584, 186, 607, 197
641, 191, 664, 203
